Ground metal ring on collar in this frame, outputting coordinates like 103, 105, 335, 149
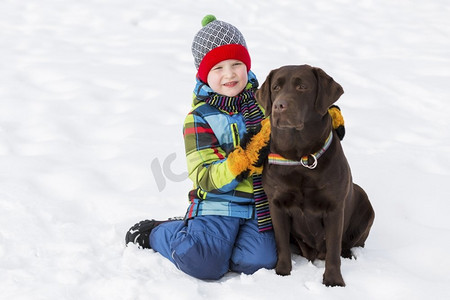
301, 154, 318, 169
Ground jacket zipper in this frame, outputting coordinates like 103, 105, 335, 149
231, 123, 240, 148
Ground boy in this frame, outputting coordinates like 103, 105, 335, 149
126, 15, 344, 280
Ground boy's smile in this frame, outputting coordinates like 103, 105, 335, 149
224, 81, 238, 87
207, 59, 248, 97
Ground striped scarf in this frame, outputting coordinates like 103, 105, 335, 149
193, 71, 272, 232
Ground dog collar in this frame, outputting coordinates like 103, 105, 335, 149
268, 130, 333, 169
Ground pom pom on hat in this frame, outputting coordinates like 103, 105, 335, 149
201, 15, 217, 27
192, 15, 251, 83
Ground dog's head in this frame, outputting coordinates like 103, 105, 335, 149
255, 65, 343, 130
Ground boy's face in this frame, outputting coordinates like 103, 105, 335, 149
207, 59, 248, 97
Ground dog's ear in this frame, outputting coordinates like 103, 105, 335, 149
255, 69, 275, 117
313, 67, 344, 115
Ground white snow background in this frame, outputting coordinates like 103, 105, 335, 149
1, 0, 450, 299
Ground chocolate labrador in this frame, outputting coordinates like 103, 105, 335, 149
255, 65, 374, 287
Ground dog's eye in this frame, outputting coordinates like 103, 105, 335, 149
272, 85, 281, 92
296, 84, 307, 90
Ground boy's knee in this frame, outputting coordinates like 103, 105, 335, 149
171, 233, 232, 280
173, 252, 228, 280
231, 248, 277, 274
230, 236, 277, 274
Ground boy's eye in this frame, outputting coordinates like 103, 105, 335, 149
233, 62, 242, 66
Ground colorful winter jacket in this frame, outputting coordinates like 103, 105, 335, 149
183, 80, 264, 220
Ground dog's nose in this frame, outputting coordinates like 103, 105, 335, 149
273, 99, 288, 112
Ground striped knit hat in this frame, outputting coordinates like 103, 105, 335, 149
192, 15, 251, 83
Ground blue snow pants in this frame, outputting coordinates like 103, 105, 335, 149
149, 215, 277, 280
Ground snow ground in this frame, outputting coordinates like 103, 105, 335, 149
1, 0, 450, 299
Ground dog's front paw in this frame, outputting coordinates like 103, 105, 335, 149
323, 269, 345, 287
275, 260, 292, 276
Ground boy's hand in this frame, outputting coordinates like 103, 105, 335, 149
227, 146, 250, 178
244, 118, 270, 175
227, 118, 271, 178
328, 105, 345, 140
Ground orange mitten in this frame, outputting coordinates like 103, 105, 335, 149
328, 105, 345, 140
227, 118, 271, 178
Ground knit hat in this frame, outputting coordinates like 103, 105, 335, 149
192, 15, 251, 83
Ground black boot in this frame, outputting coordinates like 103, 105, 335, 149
125, 217, 183, 249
